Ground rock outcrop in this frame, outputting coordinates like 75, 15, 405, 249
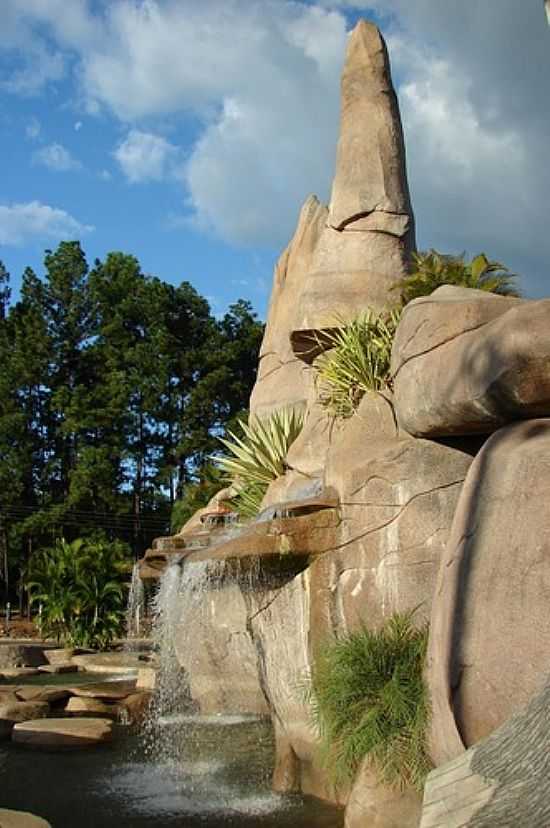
391, 288, 550, 437
427, 419, 550, 766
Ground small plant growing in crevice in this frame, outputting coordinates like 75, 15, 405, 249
393, 249, 520, 305
213, 407, 304, 519
314, 308, 401, 418
308, 612, 431, 790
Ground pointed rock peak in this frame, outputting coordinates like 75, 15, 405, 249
343, 20, 391, 88
328, 18, 414, 233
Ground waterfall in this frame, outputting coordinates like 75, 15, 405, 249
125, 561, 145, 647
142, 557, 227, 766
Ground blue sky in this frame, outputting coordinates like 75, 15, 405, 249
1, 1, 549, 320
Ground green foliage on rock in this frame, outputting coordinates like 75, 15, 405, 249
394, 250, 520, 305
309, 613, 431, 791
314, 309, 401, 418
26, 535, 130, 649
213, 407, 304, 518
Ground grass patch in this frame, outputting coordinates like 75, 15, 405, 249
313, 309, 400, 418
308, 613, 431, 790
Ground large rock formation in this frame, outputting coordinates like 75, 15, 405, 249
427, 419, 550, 766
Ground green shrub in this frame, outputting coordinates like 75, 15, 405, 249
308, 613, 431, 790
394, 250, 520, 305
213, 407, 304, 519
314, 309, 401, 418
26, 535, 130, 649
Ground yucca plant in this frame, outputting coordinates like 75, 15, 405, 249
213, 407, 304, 519
314, 309, 401, 418
308, 613, 431, 791
394, 249, 520, 305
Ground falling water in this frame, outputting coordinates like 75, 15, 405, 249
125, 562, 145, 647
142, 557, 228, 766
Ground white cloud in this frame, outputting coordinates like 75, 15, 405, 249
25, 117, 41, 140
0, 201, 94, 245
99, 168, 112, 181
33, 142, 82, 172
3, 0, 550, 296
114, 129, 177, 183
74, 120, 83, 131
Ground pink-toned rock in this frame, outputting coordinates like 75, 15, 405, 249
427, 419, 550, 767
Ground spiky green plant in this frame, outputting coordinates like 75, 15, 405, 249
314, 309, 401, 418
308, 613, 431, 791
213, 407, 304, 518
394, 250, 520, 305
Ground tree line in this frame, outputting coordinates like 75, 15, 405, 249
0, 241, 264, 605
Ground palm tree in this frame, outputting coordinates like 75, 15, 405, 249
394, 250, 520, 306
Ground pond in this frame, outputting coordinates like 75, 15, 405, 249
0, 715, 344, 827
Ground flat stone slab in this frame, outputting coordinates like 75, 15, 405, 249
12, 717, 113, 750
67, 679, 136, 700
63, 696, 119, 719
15, 685, 71, 703
71, 652, 141, 675
37, 663, 78, 675
0, 809, 52, 828
0, 668, 41, 680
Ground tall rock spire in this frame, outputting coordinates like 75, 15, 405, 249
292, 20, 415, 339
250, 20, 415, 417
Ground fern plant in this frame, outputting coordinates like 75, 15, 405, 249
308, 613, 431, 791
213, 407, 304, 519
394, 250, 520, 305
314, 309, 401, 418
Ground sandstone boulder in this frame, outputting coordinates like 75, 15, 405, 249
0, 700, 49, 740
12, 717, 113, 749
391, 289, 550, 437
120, 691, 152, 725
0, 810, 52, 828
427, 420, 550, 767
345, 761, 422, 828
